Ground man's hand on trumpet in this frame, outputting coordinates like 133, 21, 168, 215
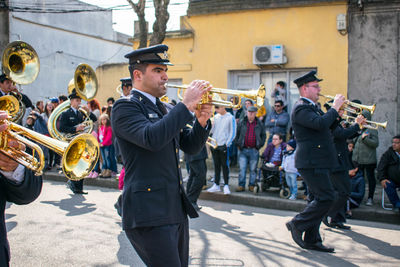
182, 80, 212, 112
331, 94, 346, 111
182, 80, 213, 127
0, 110, 24, 172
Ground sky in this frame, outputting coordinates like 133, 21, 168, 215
81, 0, 189, 36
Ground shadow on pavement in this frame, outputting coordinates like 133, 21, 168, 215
41, 194, 96, 216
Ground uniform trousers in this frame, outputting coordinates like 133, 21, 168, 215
292, 168, 335, 243
0, 246, 9, 267
186, 159, 207, 204
327, 171, 350, 223
125, 218, 189, 267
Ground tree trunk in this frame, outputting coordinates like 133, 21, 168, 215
149, 0, 170, 46
126, 0, 147, 48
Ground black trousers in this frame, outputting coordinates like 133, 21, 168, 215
210, 146, 229, 185
327, 171, 350, 223
0, 245, 9, 267
69, 180, 84, 192
292, 168, 335, 244
125, 219, 189, 267
186, 159, 207, 204
358, 164, 376, 199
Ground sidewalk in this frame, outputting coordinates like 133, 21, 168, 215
43, 165, 400, 225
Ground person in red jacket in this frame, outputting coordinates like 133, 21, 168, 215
98, 113, 114, 178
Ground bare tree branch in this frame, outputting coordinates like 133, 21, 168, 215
126, 0, 147, 48
149, 0, 170, 46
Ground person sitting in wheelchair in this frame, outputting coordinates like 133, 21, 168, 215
261, 133, 286, 188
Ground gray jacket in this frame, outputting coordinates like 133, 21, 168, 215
265, 110, 289, 135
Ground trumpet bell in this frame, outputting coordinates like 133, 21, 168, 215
63, 133, 99, 181
1, 41, 40, 84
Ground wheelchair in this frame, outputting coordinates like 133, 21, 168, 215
254, 160, 290, 198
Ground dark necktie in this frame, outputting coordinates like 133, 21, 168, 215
156, 98, 168, 115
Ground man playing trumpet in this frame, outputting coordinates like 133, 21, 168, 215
0, 110, 43, 267
286, 70, 345, 253
111, 44, 212, 267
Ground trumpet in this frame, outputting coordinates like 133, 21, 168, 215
168, 83, 266, 109
0, 117, 99, 180
319, 93, 376, 115
342, 114, 387, 130
186, 124, 217, 149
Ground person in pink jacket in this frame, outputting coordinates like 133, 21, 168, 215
98, 114, 114, 178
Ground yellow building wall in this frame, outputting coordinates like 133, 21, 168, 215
96, 63, 130, 106
138, 2, 348, 98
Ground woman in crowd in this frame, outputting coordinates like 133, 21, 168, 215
98, 113, 114, 178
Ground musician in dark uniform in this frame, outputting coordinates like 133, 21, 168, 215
285, 71, 345, 253
0, 111, 42, 267
111, 44, 212, 267
119, 77, 132, 98
59, 89, 97, 194
323, 104, 365, 229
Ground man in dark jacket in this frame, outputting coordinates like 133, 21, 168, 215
0, 111, 43, 267
323, 108, 365, 229
285, 71, 345, 253
235, 106, 266, 192
59, 89, 97, 194
377, 135, 400, 211
111, 44, 212, 267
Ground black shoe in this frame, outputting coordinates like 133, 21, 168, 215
322, 216, 331, 227
304, 242, 335, 253
114, 202, 122, 217
285, 221, 305, 248
330, 222, 351, 230
74, 190, 88, 195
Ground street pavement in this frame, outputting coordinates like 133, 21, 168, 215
5, 180, 400, 267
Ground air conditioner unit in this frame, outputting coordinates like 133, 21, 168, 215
253, 45, 287, 65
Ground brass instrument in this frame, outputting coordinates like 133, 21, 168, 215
0, 41, 40, 122
116, 84, 123, 96
169, 83, 266, 109
319, 93, 376, 115
342, 114, 387, 130
0, 97, 99, 179
186, 124, 217, 149
48, 64, 98, 141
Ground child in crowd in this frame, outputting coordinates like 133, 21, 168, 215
280, 139, 298, 200
98, 114, 113, 178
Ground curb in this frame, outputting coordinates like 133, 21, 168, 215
43, 172, 400, 225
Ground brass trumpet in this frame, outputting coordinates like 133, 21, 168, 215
0, 115, 99, 180
319, 93, 376, 115
342, 114, 387, 130
168, 83, 266, 109
186, 124, 217, 149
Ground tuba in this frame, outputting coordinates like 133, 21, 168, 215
48, 64, 98, 141
0, 41, 40, 122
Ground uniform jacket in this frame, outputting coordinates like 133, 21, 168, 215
331, 123, 360, 172
59, 107, 97, 134
377, 146, 400, 184
185, 146, 208, 163
111, 90, 210, 230
0, 169, 42, 263
291, 98, 339, 169
235, 116, 266, 150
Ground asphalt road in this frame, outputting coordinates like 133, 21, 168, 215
5, 180, 400, 267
